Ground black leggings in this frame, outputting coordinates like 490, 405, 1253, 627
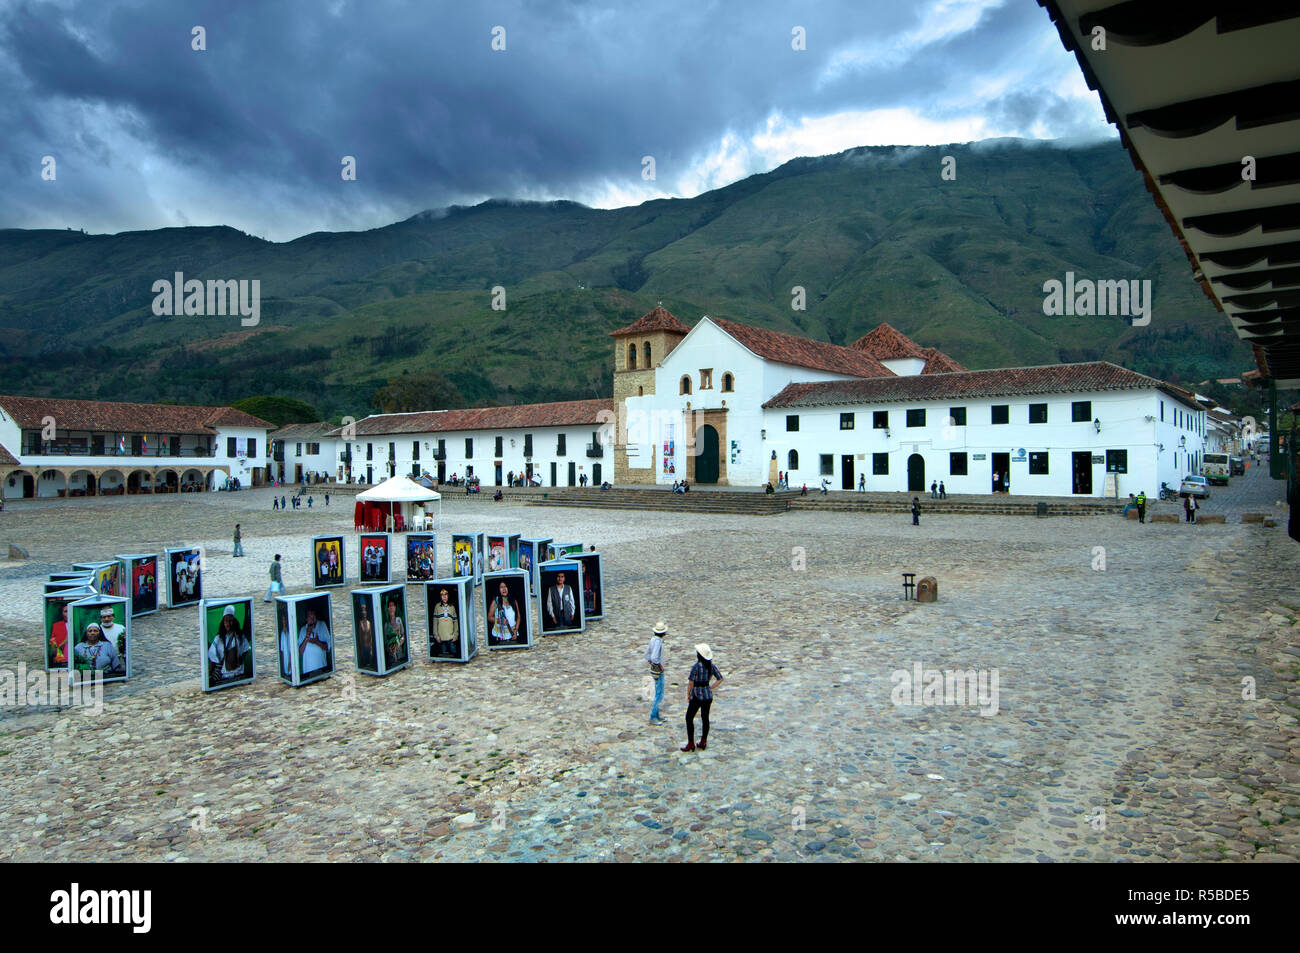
686, 697, 712, 744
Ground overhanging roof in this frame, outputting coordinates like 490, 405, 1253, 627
1038, 0, 1300, 388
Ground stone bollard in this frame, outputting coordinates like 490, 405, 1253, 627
1242, 513, 1265, 523
1150, 513, 1179, 523
1197, 514, 1226, 524
916, 576, 938, 603
8, 544, 28, 560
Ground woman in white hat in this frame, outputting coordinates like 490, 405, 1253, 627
681, 643, 723, 752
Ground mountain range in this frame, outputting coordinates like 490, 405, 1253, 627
0, 138, 1249, 420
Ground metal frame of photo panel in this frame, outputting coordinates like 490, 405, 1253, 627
164, 546, 204, 609
311, 534, 347, 589
358, 532, 392, 585
547, 541, 583, 561
353, 584, 412, 677
68, 594, 131, 684
451, 532, 484, 587
572, 550, 605, 621
518, 537, 551, 597
43, 586, 96, 671
45, 577, 93, 594
404, 532, 438, 583
74, 561, 126, 599
116, 553, 160, 617
199, 597, 256, 692
50, 571, 95, 584
423, 577, 477, 663
275, 592, 336, 687
537, 558, 586, 636
482, 569, 532, 650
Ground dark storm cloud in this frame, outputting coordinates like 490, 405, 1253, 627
0, 0, 1108, 239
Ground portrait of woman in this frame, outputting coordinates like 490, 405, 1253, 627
383, 593, 408, 669
483, 571, 530, 649
488, 580, 519, 643
47, 601, 69, 668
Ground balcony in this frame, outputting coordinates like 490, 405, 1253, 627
586, 442, 604, 458
431, 448, 446, 460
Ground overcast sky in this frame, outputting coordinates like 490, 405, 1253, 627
0, 0, 1112, 242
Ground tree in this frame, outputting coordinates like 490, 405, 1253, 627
371, 371, 465, 414
231, 395, 319, 427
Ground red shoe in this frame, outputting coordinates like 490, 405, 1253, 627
680, 742, 695, 752
697, 740, 707, 750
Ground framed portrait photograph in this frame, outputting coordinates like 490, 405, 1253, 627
75, 561, 125, 599
538, 559, 585, 635
572, 551, 605, 620
44, 587, 96, 670
486, 533, 520, 572
518, 537, 551, 597
452, 532, 484, 585
352, 585, 411, 676
547, 541, 583, 561
164, 546, 203, 608
69, 595, 130, 684
405, 533, 438, 582
276, 592, 335, 687
424, 576, 477, 663
358, 533, 391, 584
200, 598, 255, 692
483, 569, 531, 650
117, 553, 159, 617
312, 535, 346, 589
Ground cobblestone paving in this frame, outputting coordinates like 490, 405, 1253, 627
0, 478, 1296, 862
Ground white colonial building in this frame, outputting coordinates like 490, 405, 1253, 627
324, 400, 613, 488
270, 422, 340, 484
0, 395, 273, 499
610, 309, 1207, 498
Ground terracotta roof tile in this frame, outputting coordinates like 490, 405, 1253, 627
0, 395, 273, 434
327, 398, 614, 437
763, 362, 1199, 408
0, 443, 18, 466
710, 318, 894, 378
851, 323, 929, 360
611, 306, 691, 337
270, 421, 340, 440
920, 347, 968, 374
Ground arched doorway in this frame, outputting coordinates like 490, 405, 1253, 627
127, 469, 152, 494
696, 425, 720, 484
157, 469, 178, 493
907, 453, 925, 493
68, 469, 95, 496
38, 469, 67, 499
9, 470, 36, 498
98, 470, 125, 496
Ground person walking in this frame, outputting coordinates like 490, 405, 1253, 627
939, 481, 946, 499
233, 524, 244, 557
911, 497, 921, 526
281, 495, 287, 510
265, 554, 283, 603
325, 492, 330, 506
307, 495, 314, 508
858, 473, 865, 492
1188, 494, 1198, 523
273, 496, 279, 511
646, 621, 667, 726
681, 643, 723, 752
1135, 490, 1147, 524
930, 480, 937, 499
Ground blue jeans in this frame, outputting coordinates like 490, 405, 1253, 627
234, 541, 244, 557
650, 674, 664, 721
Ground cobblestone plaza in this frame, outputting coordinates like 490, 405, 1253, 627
0, 470, 1296, 862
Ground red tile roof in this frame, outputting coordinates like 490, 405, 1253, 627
270, 421, 340, 440
710, 318, 894, 378
851, 322, 928, 360
0, 443, 18, 466
763, 362, 1199, 408
920, 347, 968, 374
0, 396, 273, 434
611, 306, 691, 337
327, 398, 614, 437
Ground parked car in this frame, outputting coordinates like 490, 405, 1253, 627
1230, 456, 1245, 476
1179, 475, 1210, 499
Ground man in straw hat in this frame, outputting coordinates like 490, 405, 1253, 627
645, 621, 668, 725
681, 643, 724, 752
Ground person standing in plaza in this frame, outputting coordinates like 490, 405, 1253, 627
233, 524, 244, 557
1185, 494, 1198, 523
325, 492, 330, 506
911, 497, 921, 526
681, 643, 723, 752
858, 473, 865, 492
265, 554, 283, 602
939, 481, 946, 499
930, 480, 937, 499
646, 621, 667, 725
1136, 490, 1147, 524
273, 496, 279, 511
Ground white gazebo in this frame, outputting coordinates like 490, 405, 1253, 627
357, 475, 441, 532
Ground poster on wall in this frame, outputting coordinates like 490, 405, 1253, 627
164, 547, 203, 608
405, 533, 437, 582
483, 569, 532, 649
44, 587, 96, 670
69, 595, 130, 684
312, 535, 346, 588
358, 533, 391, 584
572, 551, 605, 620
425, 576, 477, 663
276, 592, 334, 687
663, 422, 675, 475
538, 559, 585, 636
730, 440, 740, 465
352, 585, 411, 676
117, 553, 159, 617
200, 598, 255, 692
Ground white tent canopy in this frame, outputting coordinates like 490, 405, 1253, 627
357, 476, 441, 532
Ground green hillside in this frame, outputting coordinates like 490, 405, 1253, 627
0, 139, 1248, 418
